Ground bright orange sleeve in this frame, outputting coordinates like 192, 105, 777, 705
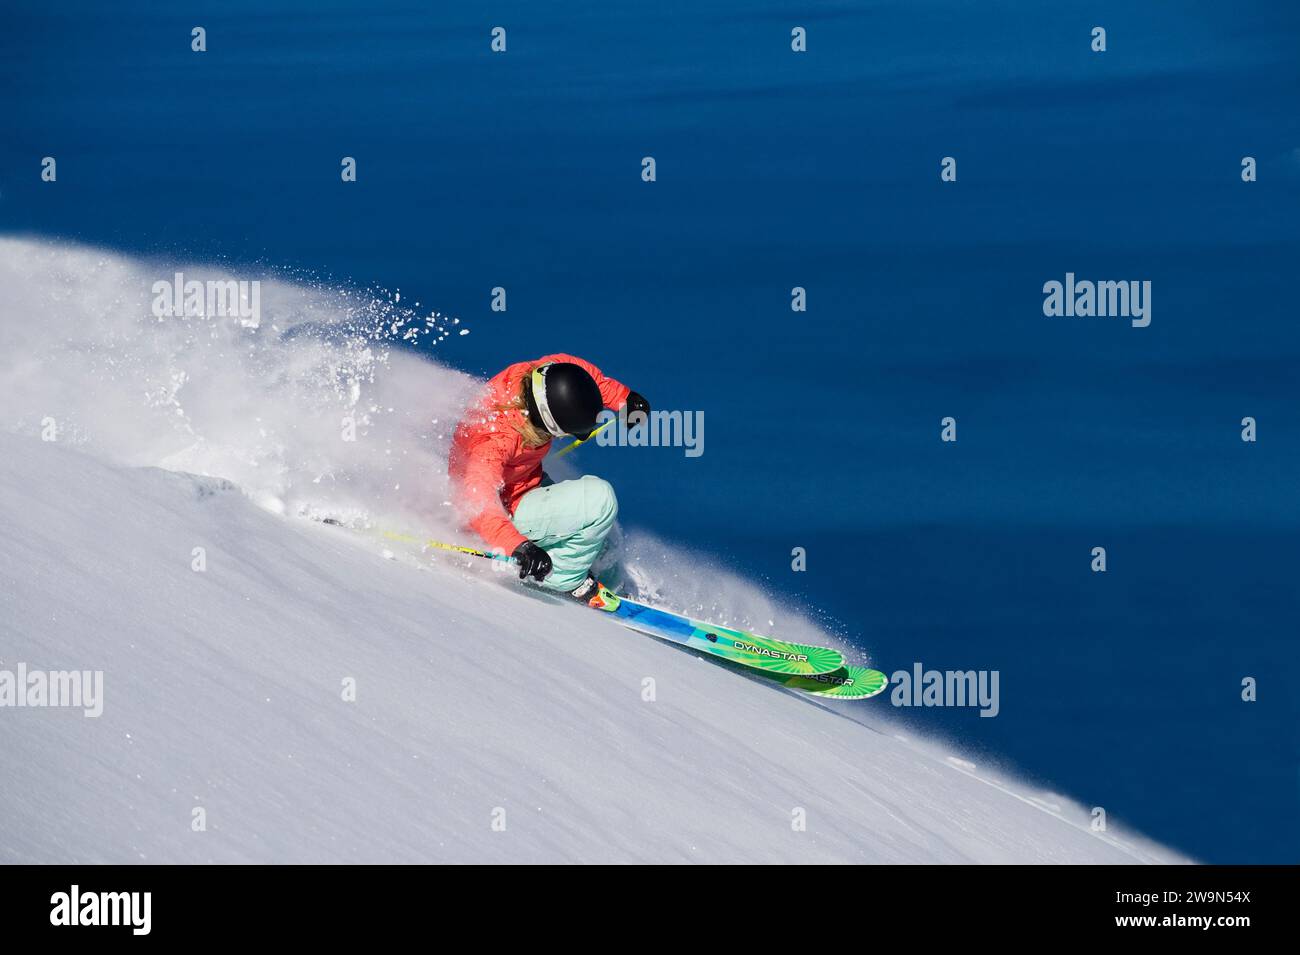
459, 429, 529, 555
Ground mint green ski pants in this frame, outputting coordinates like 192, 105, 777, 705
512, 475, 618, 591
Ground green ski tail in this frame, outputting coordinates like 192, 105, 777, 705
759, 665, 889, 701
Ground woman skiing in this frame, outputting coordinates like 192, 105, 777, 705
449, 354, 649, 603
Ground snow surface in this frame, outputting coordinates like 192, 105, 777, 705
0, 237, 1186, 863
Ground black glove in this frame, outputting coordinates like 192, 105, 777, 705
512, 540, 553, 582
624, 391, 651, 427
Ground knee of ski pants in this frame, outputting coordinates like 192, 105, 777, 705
579, 475, 618, 530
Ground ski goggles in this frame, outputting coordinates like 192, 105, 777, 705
530, 364, 567, 438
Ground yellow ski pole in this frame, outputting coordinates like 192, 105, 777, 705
323, 518, 515, 564
381, 530, 513, 563
553, 419, 612, 458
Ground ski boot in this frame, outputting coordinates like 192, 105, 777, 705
567, 575, 620, 611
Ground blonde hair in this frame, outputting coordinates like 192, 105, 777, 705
492, 370, 551, 448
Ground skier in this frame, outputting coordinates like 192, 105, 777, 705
449, 354, 650, 603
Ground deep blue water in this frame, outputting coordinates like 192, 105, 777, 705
3, 1, 1297, 862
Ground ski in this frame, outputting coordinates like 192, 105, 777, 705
753, 665, 890, 701
585, 585, 845, 676
322, 520, 848, 678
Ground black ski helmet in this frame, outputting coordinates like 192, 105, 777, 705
525, 362, 603, 440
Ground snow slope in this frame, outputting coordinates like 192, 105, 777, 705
0, 237, 1186, 863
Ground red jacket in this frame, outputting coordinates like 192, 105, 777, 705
449, 354, 631, 554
